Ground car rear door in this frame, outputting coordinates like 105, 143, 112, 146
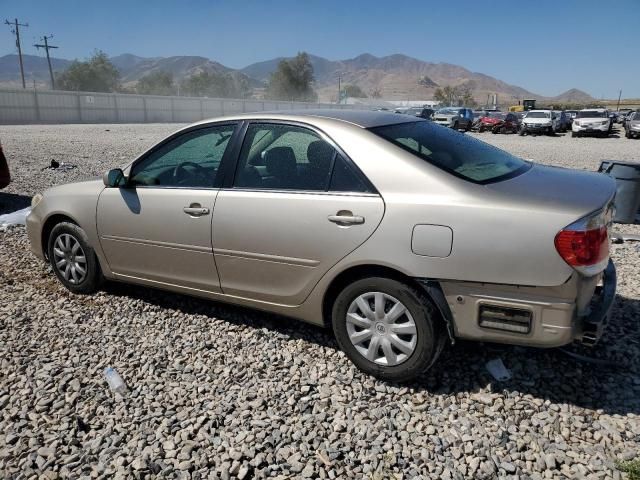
212, 121, 385, 306
96, 123, 238, 292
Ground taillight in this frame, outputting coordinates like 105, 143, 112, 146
554, 210, 610, 276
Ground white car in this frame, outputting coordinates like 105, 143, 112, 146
518, 110, 560, 136
572, 109, 612, 137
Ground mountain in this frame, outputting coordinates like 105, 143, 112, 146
0, 54, 72, 85
242, 52, 584, 104
551, 88, 594, 104
0, 51, 594, 104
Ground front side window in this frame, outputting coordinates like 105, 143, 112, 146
370, 121, 530, 183
129, 125, 235, 188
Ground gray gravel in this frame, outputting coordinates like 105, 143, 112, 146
1, 123, 640, 479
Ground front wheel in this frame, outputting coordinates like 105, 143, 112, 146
48, 222, 102, 294
331, 277, 443, 383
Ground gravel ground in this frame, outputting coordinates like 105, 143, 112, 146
1, 123, 640, 479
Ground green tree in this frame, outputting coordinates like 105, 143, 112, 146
343, 84, 367, 98
433, 84, 477, 107
136, 71, 175, 96
433, 85, 458, 106
459, 87, 477, 108
57, 50, 120, 92
180, 71, 250, 98
266, 52, 317, 102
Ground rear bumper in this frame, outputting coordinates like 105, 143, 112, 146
436, 260, 616, 348
577, 260, 616, 345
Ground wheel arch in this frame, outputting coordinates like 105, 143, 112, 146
321, 263, 455, 343
41, 213, 80, 260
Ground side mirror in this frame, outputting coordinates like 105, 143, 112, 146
103, 168, 125, 187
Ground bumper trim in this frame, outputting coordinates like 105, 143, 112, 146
579, 260, 616, 346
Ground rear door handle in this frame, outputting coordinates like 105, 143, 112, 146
183, 204, 210, 216
328, 214, 365, 225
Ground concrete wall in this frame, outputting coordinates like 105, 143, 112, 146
0, 89, 360, 125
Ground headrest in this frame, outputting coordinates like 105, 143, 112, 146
265, 147, 297, 178
307, 140, 334, 170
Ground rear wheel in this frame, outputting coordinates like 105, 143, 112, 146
331, 277, 443, 383
452, 121, 459, 130
48, 222, 102, 294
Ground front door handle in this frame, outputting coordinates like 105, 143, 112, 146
328, 212, 365, 226
183, 204, 210, 216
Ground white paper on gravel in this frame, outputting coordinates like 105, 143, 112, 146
0, 207, 32, 228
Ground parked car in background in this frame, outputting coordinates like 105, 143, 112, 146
491, 112, 520, 134
519, 110, 560, 135
624, 111, 640, 138
0, 139, 10, 189
472, 111, 484, 130
404, 107, 434, 119
433, 107, 474, 131
25, 110, 617, 382
554, 111, 571, 133
618, 108, 633, 123
572, 108, 612, 137
477, 112, 506, 132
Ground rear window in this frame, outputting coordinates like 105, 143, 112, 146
370, 121, 530, 183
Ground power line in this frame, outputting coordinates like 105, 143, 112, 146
4, 18, 29, 89
34, 35, 58, 90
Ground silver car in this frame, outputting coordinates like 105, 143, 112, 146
624, 111, 640, 139
26, 111, 617, 382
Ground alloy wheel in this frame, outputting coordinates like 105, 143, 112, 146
346, 292, 417, 366
52, 233, 87, 285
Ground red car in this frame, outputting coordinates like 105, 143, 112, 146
477, 112, 506, 132
478, 112, 519, 134
0, 139, 10, 189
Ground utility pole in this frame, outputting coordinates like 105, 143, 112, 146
34, 35, 58, 90
616, 89, 622, 111
4, 18, 29, 88
337, 74, 341, 104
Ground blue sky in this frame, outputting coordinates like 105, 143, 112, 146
1, 0, 639, 98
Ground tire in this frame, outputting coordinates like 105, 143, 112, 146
452, 121, 459, 130
479, 126, 485, 133
626, 130, 631, 138
572, 131, 577, 138
47, 222, 102, 294
518, 128, 525, 136
331, 277, 443, 383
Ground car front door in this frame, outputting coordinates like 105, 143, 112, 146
96, 123, 237, 292
212, 121, 385, 306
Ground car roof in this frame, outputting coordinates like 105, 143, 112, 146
192, 109, 421, 129
579, 108, 606, 111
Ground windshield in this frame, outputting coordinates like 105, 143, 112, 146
370, 121, 530, 183
526, 111, 550, 119
436, 108, 458, 115
485, 112, 506, 119
577, 110, 607, 118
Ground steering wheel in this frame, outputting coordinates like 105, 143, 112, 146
172, 161, 209, 185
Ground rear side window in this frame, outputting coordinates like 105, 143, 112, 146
330, 155, 371, 192
370, 121, 530, 183
233, 123, 373, 193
